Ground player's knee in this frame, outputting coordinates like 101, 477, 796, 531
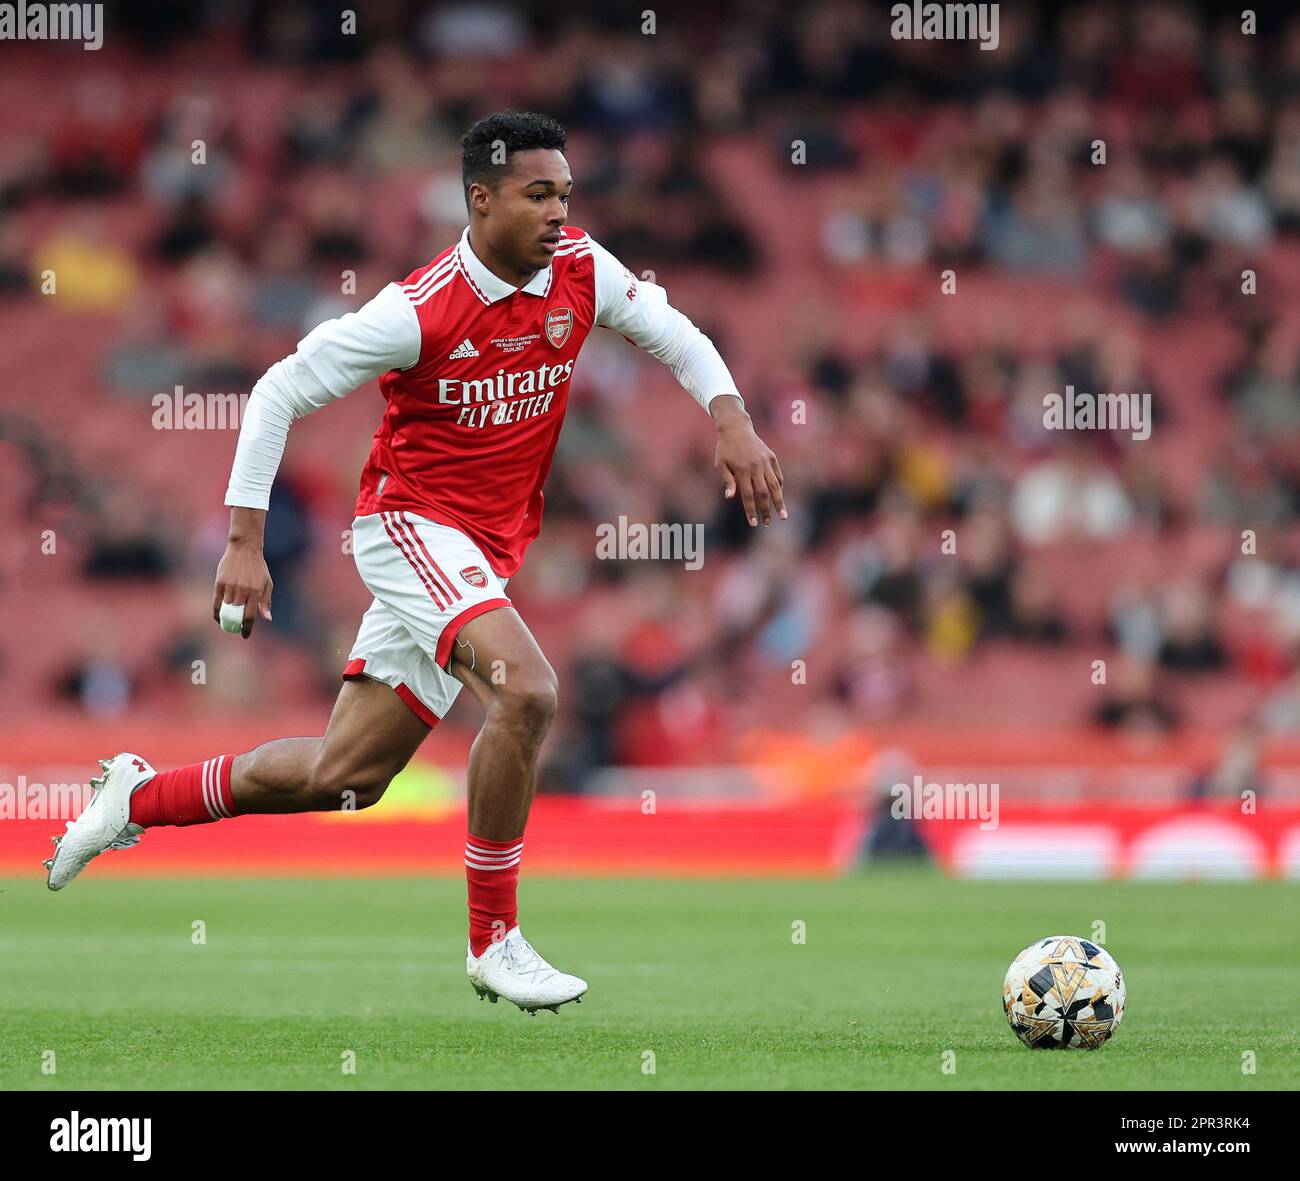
329, 776, 391, 810
345, 779, 390, 810
306, 754, 391, 811
492, 664, 558, 735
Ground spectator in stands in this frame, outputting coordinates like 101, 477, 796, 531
1186, 719, 1266, 801
1156, 580, 1228, 672
34, 210, 139, 312
1092, 654, 1181, 733
53, 619, 133, 718
831, 606, 915, 721
1259, 667, 1300, 734
856, 750, 931, 866
46, 75, 144, 199
1011, 440, 1135, 544
81, 481, 178, 581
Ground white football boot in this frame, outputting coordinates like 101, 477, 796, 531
44, 753, 155, 891
467, 926, 588, 1014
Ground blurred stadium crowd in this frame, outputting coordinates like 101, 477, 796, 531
2, 1, 1300, 789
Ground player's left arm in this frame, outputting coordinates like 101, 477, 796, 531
587, 235, 786, 527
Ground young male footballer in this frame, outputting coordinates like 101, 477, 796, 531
44, 110, 786, 1013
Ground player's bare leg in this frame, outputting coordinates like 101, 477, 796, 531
448, 608, 557, 839
44, 677, 430, 889
231, 677, 432, 812
450, 606, 587, 1013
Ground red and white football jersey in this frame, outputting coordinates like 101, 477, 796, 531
226, 224, 740, 577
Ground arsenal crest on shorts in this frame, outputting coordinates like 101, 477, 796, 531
460, 566, 488, 589
545, 307, 573, 348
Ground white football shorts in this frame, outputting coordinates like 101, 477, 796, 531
342, 509, 512, 726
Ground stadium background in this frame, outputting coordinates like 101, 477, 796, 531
2, 0, 1300, 881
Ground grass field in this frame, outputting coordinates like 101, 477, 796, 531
2, 870, 1297, 1090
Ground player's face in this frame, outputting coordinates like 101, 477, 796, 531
490, 148, 572, 272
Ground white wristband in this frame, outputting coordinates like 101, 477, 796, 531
219, 601, 247, 634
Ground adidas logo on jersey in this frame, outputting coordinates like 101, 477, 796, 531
448, 338, 479, 359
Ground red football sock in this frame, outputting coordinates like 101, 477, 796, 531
128, 755, 241, 828
465, 833, 523, 956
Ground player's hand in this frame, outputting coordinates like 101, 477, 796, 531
713, 404, 786, 527
213, 540, 273, 640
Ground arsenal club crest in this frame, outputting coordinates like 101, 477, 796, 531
460, 566, 488, 589
545, 307, 573, 349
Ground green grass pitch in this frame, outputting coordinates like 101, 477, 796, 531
3, 869, 1297, 1090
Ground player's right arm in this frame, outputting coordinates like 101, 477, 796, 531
214, 283, 421, 638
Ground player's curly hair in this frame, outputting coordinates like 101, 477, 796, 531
461, 110, 567, 212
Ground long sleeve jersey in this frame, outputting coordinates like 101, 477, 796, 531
224, 225, 741, 577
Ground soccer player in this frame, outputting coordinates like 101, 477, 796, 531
44, 111, 786, 1013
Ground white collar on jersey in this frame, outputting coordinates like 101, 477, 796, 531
456, 226, 553, 304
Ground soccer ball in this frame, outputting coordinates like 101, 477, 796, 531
1002, 935, 1126, 1049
